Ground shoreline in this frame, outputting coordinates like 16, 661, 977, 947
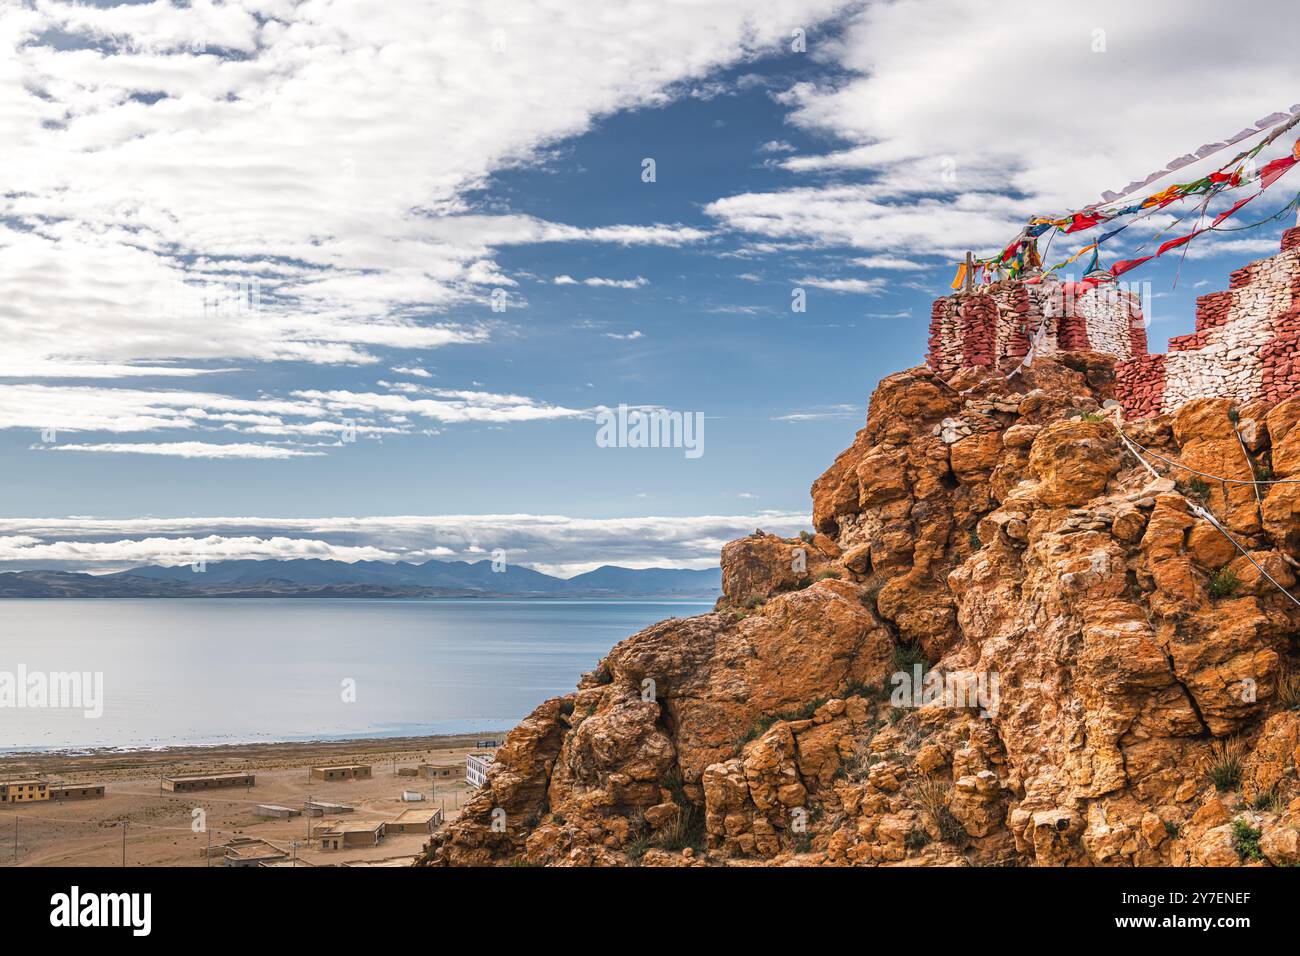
0, 730, 511, 779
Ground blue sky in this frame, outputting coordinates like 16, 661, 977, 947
1, 0, 1297, 574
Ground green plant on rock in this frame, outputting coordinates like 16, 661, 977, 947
1230, 819, 1264, 862
799, 530, 814, 544
1185, 477, 1211, 501
1208, 567, 1240, 598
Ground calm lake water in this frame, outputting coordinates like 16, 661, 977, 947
0, 599, 709, 753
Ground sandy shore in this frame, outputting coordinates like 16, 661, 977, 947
0, 732, 505, 867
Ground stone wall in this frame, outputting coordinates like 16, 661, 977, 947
926, 278, 1147, 378
1115, 227, 1300, 418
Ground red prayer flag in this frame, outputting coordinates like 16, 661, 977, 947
1260, 155, 1298, 190
1064, 212, 1103, 233
1157, 229, 1204, 257
1211, 192, 1258, 227
1110, 256, 1153, 278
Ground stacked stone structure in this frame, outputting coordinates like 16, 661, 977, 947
927, 226, 1300, 419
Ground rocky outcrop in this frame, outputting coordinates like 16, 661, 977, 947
422, 353, 1300, 868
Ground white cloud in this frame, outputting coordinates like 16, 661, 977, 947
0, 511, 813, 575
849, 256, 926, 270
796, 276, 886, 294
603, 330, 644, 340
1, 0, 847, 392
554, 275, 649, 288
45, 441, 325, 460
707, 0, 1300, 265
772, 404, 861, 422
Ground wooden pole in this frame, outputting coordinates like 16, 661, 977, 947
963, 251, 974, 293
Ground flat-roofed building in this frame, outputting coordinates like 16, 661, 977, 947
466, 752, 494, 788
387, 807, 444, 835
305, 800, 353, 816
221, 838, 288, 867
316, 819, 386, 850
48, 784, 104, 801
254, 804, 301, 819
308, 764, 372, 782
419, 763, 457, 779
161, 772, 254, 793
0, 779, 49, 803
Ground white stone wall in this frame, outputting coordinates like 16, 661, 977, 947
1159, 247, 1300, 412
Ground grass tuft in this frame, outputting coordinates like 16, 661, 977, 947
1204, 737, 1245, 793
912, 777, 966, 844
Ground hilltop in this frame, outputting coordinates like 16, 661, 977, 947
421, 352, 1300, 867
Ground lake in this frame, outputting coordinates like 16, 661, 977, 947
0, 599, 709, 752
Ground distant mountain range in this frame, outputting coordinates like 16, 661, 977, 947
0, 559, 722, 600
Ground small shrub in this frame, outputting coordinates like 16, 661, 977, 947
1081, 412, 1108, 423
1204, 737, 1244, 792
791, 830, 814, 854
744, 595, 765, 609
816, 569, 841, 582
840, 679, 872, 699
1163, 820, 1181, 840
1254, 464, 1274, 482
904, 827, 931, 851
1251, 788, 1282, 813
624, 835, 651, 862
1228, 407, 1241, 425
1185, 477, 1211, 501
968, 528, 982, 550
1230, 819, 1264, 862
798, 530, 814, 544
1208, 567, 1240, 598
892, 641, 930, 674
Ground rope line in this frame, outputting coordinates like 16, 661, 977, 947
1117, 425, 1300, 487
1111, 414, 1300, 611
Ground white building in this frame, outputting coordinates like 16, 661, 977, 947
466, 752, 495, 788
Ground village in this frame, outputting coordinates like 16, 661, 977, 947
0, 734, 501, 867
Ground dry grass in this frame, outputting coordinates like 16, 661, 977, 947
1277, 665, 1300, 711
1203, 737, 1245, 792
912, 777, 965, 844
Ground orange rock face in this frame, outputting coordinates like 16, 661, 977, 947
422, 354, 1300, 868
